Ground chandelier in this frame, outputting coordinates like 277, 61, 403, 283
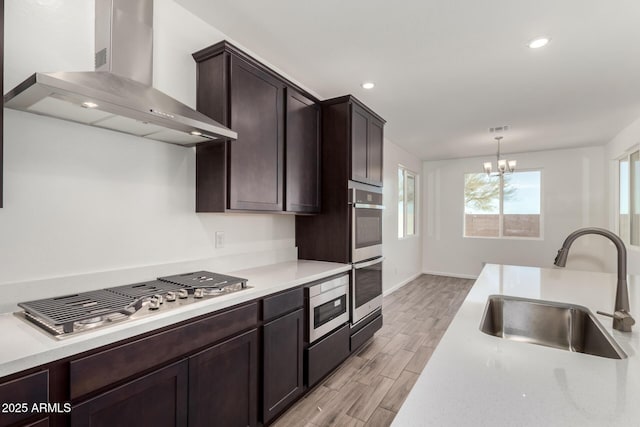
483, 136, 516, 176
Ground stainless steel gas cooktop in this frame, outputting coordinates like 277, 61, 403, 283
17, 271, 249, 339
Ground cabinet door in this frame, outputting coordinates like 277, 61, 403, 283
0, 371, 48, 427
286, 88, 321, 213
189, 329, 258, 427
71, 360, 188, 427
262, 309, 304, 423
229, 57, 284, 211
24, 418, 49, 427
367, 118, 384, 186
351, 104, 369, 184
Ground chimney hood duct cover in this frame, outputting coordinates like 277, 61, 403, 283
3, 0, 237, 146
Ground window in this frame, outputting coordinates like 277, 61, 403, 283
398, 166, 417, 238
464, 171, 542, 238
619, 150, 640, 246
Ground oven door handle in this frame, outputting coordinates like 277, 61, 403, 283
353, 203, 384, 210
354, 257, 385, 269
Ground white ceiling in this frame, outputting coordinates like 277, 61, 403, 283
177, 0, 640, 160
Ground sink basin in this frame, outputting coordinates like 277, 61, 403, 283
479, 295, 627, 359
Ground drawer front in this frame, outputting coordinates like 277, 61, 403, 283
70, 303, 257, 399
350, 313, 383, 352
0, 370, 48, 427
305, 323, 350, 387
262, 287, 303, 322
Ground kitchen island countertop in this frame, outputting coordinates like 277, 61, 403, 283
0, 260, 350, 378
393, 263, 640, 427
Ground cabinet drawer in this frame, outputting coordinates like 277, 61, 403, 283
0, 370, 48, 427
350, 313, 383, 352
262, 287, 303, 322
305, 323, 350, 387
70, 303, 257, 399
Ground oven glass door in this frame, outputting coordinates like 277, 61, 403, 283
352, 257, 383, 324
314, 294, 347, 329
354, 208, 383, 249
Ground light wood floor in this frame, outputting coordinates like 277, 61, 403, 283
273, 274, 474, 427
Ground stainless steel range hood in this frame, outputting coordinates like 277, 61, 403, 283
4, 0, 237, 146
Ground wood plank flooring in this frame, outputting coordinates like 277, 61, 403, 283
273, 274, 474, 427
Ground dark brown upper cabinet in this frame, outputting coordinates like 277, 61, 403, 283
296, 96, 385, 263
324, 96, 385, 187
367, 116, 384, 186
192, 41, 320, 213
286, 88, 321, 213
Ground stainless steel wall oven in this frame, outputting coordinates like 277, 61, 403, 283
352, 257, 383, 325
351, 187, 383, 263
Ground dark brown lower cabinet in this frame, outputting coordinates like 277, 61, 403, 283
0, 285, 378, 427
189, 329, 258, 427
71, 360, 188, 427
262, 308, 304, 423
306, 324, 350, 388
0, 370, 48, 427
24, 418, 49, 427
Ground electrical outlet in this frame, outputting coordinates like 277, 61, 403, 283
215, 231, 224, 248
489, 125, 510, 133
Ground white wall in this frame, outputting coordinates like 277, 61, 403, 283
423, 146, 612, 278
0, 0, 296, 287
606, 116, 640, 274
382, 139, 423, 294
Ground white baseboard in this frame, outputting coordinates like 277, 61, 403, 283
383, 272, 422, 296
422, 270, 478, 280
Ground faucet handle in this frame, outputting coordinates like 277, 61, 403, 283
616, 310, 636, 330
597, 310, 636, 331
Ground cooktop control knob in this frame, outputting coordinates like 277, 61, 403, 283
148, 298, 161, 311
194, 288, 204, 299
165, 291, 176, 302
153, 294, 164, 305
177, 289, 188, 299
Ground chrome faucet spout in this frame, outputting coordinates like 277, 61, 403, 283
553, 227, 634, 332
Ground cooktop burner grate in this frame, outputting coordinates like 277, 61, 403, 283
106, 280, 189, 299
18, 290, 137, 333
17, 270, 250, 338
158, 271, 247, 290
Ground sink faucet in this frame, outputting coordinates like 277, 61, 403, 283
554, 227, 635, 332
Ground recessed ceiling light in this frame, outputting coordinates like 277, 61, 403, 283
528, 37, 550, 49
81, 101, 98, 108
190, 131, 203, 136
361, 82, 375, 90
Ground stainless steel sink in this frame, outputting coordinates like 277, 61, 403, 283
479, 295, 627, 359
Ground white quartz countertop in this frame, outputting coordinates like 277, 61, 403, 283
0, 260, 350, 378
393, 264, 640, 427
